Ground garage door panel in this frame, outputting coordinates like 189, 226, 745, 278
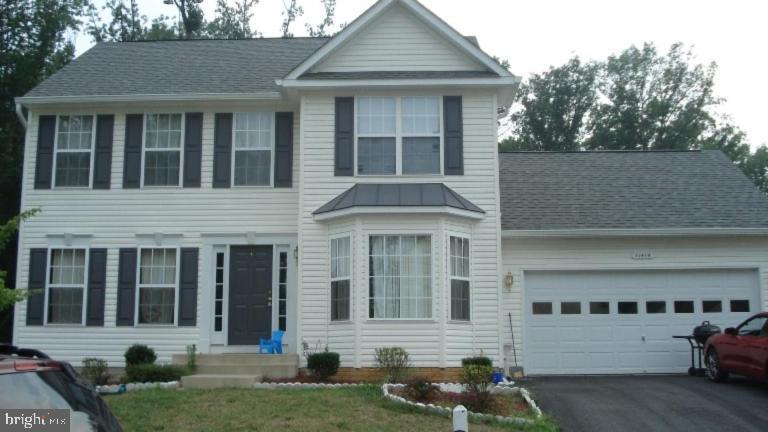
524, 269, 760, 375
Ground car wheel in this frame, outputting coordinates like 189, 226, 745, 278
706, 349, 729, 382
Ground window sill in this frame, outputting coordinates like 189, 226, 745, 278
328, 320, 353, 325
43, 323, 85, 328
447, 320, 472, 325
355, 174, 444, 178
365, 319, 436, 324
52, 186, 92, 190
134, 324, 177, 328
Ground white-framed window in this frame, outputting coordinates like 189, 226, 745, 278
278, 251, 289, 330
232, 112, 273, 186
369, 235, 432, 319
136, 248, 178, 325
449, 236, 470, 321
46, 248, 87, 324
143, 113, 183, 186
54, 115, 95, 187
330, 236, 352, 322
356, 96, 442, 175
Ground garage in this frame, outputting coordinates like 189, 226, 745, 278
524, 269, 760, 375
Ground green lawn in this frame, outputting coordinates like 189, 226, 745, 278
106, 385, 557, 432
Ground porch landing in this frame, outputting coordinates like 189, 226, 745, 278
173, 353, 299, 389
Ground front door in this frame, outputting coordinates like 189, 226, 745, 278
228, 245, 273, 345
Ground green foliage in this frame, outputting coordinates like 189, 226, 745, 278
404, 377, 439, 402
123, 363, 187, 383
374, 347, 412, 383
82, 357, 110, 386
124, 344, 157, 366
0, 209, 40, 311
461, 364, 494, 412
163, 0, 204, 39
306, 351, 340, 381
281, 0, 304, 37
185, 344, 197, 371
461, 356, 492, 368
306, 0, 337, 37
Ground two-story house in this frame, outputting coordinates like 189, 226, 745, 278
13, 0, 768, 378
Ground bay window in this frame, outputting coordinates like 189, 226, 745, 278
233, 112, 273, 186
144, 113, 182, 186
356, 96, 442, 175
449, 236, 470, 321
330, 236, 351, 321
369, 235, 432, 319
137, 248, 177, 325
54, 115, 94, 187
47, 249, 87, 324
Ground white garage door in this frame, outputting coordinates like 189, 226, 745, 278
524, 269, 760, 375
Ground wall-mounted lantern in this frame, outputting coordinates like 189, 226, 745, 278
504, 272, 514, 292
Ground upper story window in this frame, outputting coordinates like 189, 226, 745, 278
233, 113, 273, 186
357, 96, 441, 176
54, 115, 94, 187
47, 248, 87, 324
143, 113, 183, 186
137, 248, 178, 325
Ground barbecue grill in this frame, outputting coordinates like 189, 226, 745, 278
673, 321, 722, 376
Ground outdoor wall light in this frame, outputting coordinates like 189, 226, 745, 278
504, 272, 514, 291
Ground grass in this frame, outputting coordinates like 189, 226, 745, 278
106, 385, 558, 432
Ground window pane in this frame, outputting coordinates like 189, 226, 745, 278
47, 287, 83, 324
646, 301, 666, 314
357, 137, 395, 174
357, 97, 396, 134
449, 236, 469, 278
55, 152, 90, 187
144, 150, 180, 186
138, 287, 175, 324
532, 302, 552, 315
561, 302, 581, 315
590, 301, 610, 314
451, 279, 470, 321
618, 301, 638, 314
331, 280, 350, 321
49, 249, 85, 286
140, 249, 176, 285
402, 137, 440, 174
234, 150, 271, 185
674, 301, 694, 314
331, 237, 351, 279
730, 299, 750, 313
57, 115, 93, 150
234, 113, 272, 150
368, 235, 431, 319
702, 300, 722, 313
145, 114, 182, 149
402, 96, 440, 134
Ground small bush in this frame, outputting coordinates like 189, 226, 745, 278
186, 344, 197, 372
306, 352, 340, 381
405, 377, 439, 402
124, 344, 156, 366
461, 356, 492, 367
374, 347, 411, 383
81, 358, 110, 386
461, 363, 494, 412
123, 364, 187, 383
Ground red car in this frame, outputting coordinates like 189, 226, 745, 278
704, 312, 768, 382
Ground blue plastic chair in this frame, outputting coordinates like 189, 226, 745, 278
259, 330, 284, 354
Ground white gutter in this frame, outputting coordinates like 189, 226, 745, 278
16, 92, 283, 106
277, 77, 520, 89
15, 102, 27, 128
502, 228, 768, 238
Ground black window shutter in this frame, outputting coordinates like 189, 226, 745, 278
334, 97, 354, 176
123, 114, 143, 188
274, 112, 294, 187
86, 249, 107, 326
116, 248, 137, 326
213, 113, 232, 188
178, 248, 198, 326
34, 116, 56, 189
183, 112, 203, 187
26, 249, 47, 326
443, 96, 464, 175
93, 115, 114, 189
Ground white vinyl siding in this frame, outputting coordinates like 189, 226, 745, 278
54, 115, 94, 188
46, 248, 87, 325
232, 112, 273, 186
143, 113, 183, 186
137, 248, 178, 325
312, 4, 484, 73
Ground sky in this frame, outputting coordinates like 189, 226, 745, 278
74, 0, 768, 147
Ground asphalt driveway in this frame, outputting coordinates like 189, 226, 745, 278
524, 375, 768, 432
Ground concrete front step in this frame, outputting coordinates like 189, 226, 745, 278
182, 374, 262, 389
171, 353, 299, 379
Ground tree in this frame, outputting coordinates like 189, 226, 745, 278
503, 58, 599, 151
0, 210, 39, 313
281, 0, 304, 37
163, 0, 204, 39
207, 0, 261, 39
306, 0, 336, 37
587, 43, 719, 151
87, 0, 144, 42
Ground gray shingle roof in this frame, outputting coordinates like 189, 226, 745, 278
499, 150, 768, 230
314, 183, 484, 215
24, 38, 329, 98
298, 71, 498, 80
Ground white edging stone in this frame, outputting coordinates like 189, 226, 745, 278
382, 382, 542, 425
96, 381, 180, 394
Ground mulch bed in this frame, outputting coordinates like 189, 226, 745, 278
262, 373, 358, 384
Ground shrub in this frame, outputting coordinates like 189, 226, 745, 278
306, 352, 340, 381
81, 358, 110, 386
374, 347, 411, 383
405, 377, 439, 402
186, 344, 197, 372
461, 356, 492, 368
124, 344, 156, 366
461, 363, 494, 412
123, 364, 187, 383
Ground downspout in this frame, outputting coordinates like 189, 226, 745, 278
15, 102, 27, 129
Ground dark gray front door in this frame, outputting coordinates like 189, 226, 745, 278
228, 245, 272, 345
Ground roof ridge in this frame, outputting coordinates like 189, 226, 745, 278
109, 36, 331, 44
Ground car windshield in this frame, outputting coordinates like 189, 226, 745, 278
0, 370, 121, 432
738, 317, 768, 336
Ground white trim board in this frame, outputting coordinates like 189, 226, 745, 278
502, 228, 768, 238
313, 206, 485, 222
